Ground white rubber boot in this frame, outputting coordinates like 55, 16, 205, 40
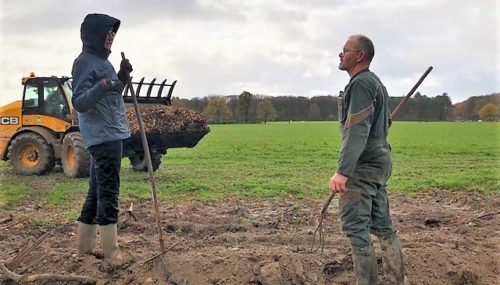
98, 224, 119, 259
77, 222, 97, 254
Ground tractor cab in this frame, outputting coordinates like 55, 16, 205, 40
0, 74, 85, 177
22, 74, 75, 126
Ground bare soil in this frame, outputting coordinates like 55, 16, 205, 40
0, 190, 498, 285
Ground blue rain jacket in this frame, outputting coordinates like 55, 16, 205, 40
71, 13, 130, 148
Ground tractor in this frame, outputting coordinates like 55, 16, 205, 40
0, 73, 208, 177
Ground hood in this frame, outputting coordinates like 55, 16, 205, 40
80, 13, 120, 58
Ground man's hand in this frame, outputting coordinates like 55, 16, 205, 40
329, 172, 348, 193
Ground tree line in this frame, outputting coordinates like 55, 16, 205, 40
172, 92, 499, 123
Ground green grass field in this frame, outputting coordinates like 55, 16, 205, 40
0, 122, 499, 217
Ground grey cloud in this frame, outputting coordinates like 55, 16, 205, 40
0, 0, 497, 106
1, 0, 247, 35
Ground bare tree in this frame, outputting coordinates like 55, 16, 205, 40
257, 99, 278, 124
203, 97, 233, 123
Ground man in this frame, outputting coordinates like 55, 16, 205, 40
329, 35, 407, 285
44, 87, 64, 116
72, 13, 132, 260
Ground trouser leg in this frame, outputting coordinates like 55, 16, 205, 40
370, 184, 396, 237
76, 155, 98, 254
77, 158, 98, 224
93, 140, 122, 259
91, 140, 122, 225
369, 185, 406, 284
339, 178, 378, 284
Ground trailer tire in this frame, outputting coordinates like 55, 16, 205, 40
8, 132, 55, 175
130, 150, 162, 172
62, 133, 90, 178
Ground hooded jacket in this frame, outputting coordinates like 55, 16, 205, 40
71, 13, 130, 148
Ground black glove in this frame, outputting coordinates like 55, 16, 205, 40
118, 58, 133, 84
117, 70, 128, 83
120, 58, 133, 73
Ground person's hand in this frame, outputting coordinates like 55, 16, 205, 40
101, 79, 124, 93
118, 59, 133, 83
120, 58, 133, 74
329, 172, 348, 193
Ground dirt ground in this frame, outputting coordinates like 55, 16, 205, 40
0, 190, 498, 285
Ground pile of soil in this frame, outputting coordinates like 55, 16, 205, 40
126, 105, 209, 136
125, 105, 210, 149
0, 190, 498, 284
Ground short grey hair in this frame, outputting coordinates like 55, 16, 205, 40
352, 34, 375, 63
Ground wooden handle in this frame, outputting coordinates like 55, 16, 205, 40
390, 66, 433, 119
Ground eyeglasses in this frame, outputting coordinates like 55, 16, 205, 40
340, 49, 361, 55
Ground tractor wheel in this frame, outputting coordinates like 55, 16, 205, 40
62, 133, 90, 178
8, 132, 55, 175
129, 150, 163, 172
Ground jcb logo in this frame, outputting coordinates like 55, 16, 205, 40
0, 117, 19, 125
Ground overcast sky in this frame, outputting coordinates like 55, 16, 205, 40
0, 0, 498, 107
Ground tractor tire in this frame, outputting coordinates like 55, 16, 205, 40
8, 132, 55, 175
62, 133, 90, 178
129, 150, 163, 172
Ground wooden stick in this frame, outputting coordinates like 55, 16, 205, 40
142, 241, 180, 265
0, 262, 98, 284
8, 225, 63, 268
390, 66, 433, 119
0, 218, 26, 231
126, 202, 137, 221
118, 203, 137, 229
471, 210, 500, 221
0, 215, 13, 224
18, 255, 45, 274
121, 52, 166, 252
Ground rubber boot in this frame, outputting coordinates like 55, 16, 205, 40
77, 222, 97, 254
98, 224, 134, 272
351, 246, 378, 285
98, 224, 119, 259
379, 234, 407, 285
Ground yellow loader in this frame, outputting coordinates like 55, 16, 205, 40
0, 73, 206, 177
0, 73, 88, 177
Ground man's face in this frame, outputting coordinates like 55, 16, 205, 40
104, 30, 116, 50
338, 37, 360, 71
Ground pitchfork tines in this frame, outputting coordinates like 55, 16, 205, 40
310, 192, 336, 254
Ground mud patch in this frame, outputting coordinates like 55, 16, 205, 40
0, 190, 498, 284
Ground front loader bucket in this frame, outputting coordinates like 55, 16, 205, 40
122, 77, 177, 106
